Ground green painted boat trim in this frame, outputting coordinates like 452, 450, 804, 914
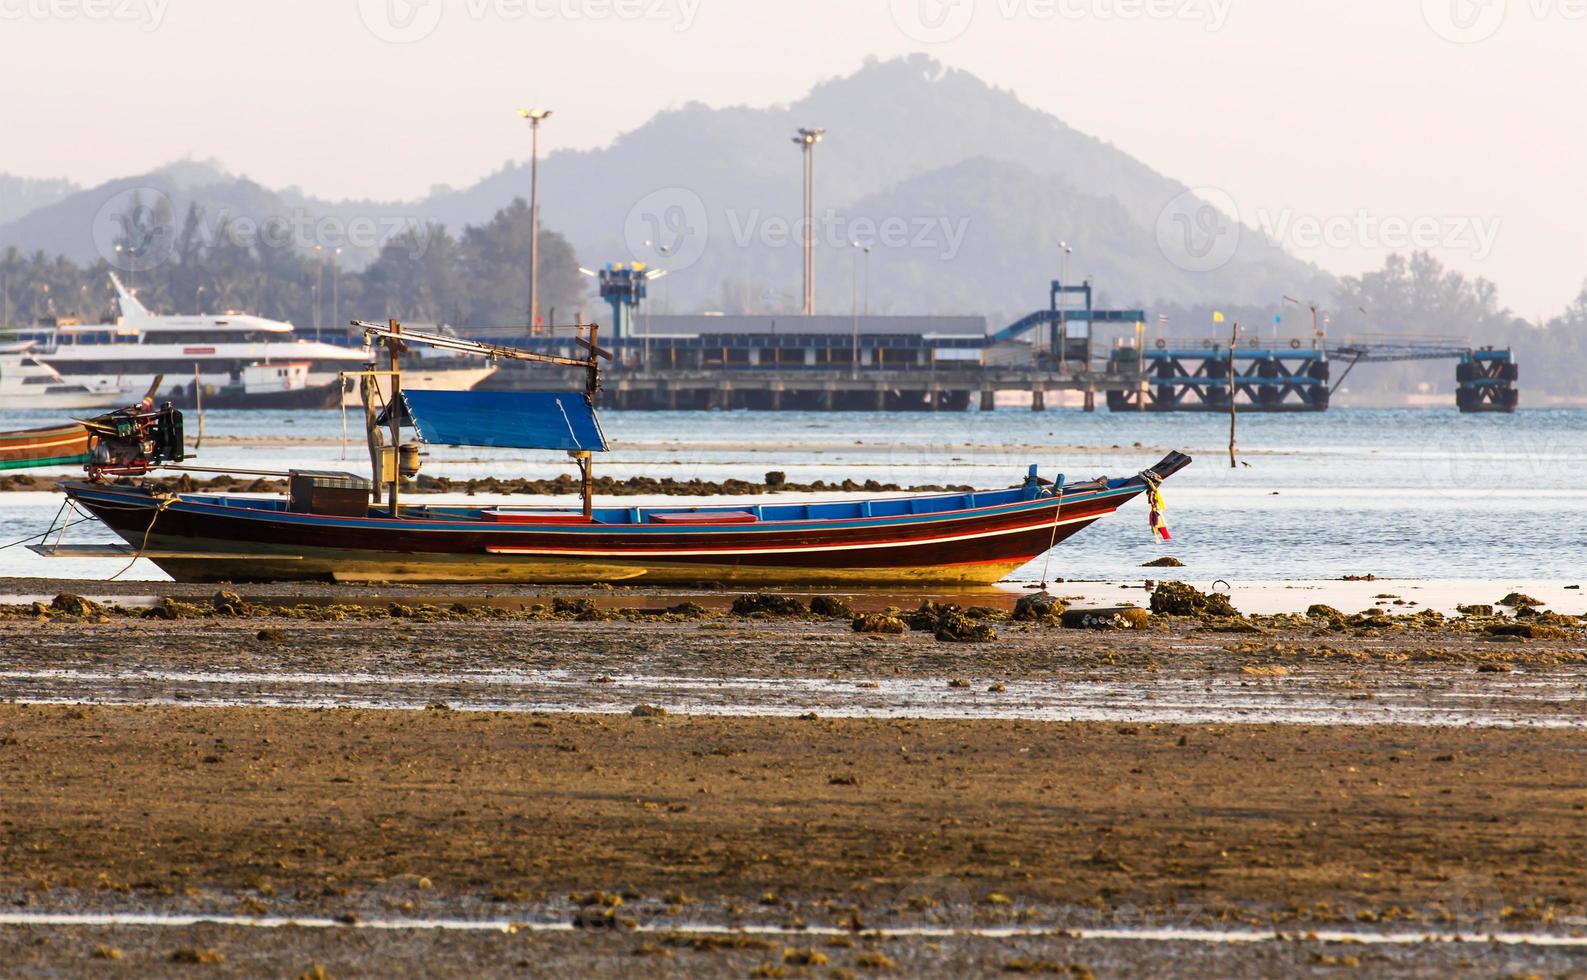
0, 454, 91, 471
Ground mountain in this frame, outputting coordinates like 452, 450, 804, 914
0, 159, 422, 274
0, 160, 290, 266
719, 156, 1327, 326
413, 55, 1329, 319
0, 174, 80, 227
0, 56, 1329, 322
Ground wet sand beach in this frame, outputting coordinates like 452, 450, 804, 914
1, 580, 1585, 976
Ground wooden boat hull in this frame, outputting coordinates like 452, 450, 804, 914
0, 424, 92, 471
59, 464, 1183, 585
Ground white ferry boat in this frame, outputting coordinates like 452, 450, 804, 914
20, 275, 495, 408
0, 342, 134, 410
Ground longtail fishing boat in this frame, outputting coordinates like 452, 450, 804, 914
52, 320, 1191, 585
0, 423, 94, 471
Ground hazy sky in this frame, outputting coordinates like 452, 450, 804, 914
3, 0, 1583, 315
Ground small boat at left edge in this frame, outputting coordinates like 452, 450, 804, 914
0, 422, 94, 471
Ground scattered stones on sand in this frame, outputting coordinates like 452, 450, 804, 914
552, 597, 602, 620
851, 612, 907, 635
905, 601, 996, 643
732, 593, 808, 617
47, 594, 101, 618
1012, 592, 1066, 625
809, 595, 855, 619
1499, 592, 1543, 609
168, 947, 225, 965
211, 590, 250, 616
1149, 581, 1240, 619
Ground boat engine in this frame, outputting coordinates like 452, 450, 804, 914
84, 402, 186, 480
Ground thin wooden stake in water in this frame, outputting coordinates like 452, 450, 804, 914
193, 364, 204, 452
1227, 321, 1238, 469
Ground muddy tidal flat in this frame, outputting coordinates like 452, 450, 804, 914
1, 579, 1585, 977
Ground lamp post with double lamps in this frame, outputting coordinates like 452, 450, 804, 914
518, 107, 553, 333
791, 127, 824, 315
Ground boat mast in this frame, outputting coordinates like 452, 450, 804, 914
572, 315, 603, 519
387, 319, 403, 516
351, 317, 611, 519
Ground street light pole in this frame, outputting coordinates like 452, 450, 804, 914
313, 245, 324, 341
331, 247, 342, 334
860, 242, 870, 316
519, 107, 553, 335
792, 127, 824, 315
849, 242, 858, 378
1284, 295, 1322, 346
643, 239, 675, 369
850, 241, 870, 379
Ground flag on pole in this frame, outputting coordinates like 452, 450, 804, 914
1157, 314, 1170, 325
1212, 311, 1225, 323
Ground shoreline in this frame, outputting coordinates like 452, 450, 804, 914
0, 575, 1580, 617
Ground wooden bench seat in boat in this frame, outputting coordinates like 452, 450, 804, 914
646, 510, 758, 525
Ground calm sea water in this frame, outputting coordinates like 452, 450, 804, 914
1, 407, 1582, 583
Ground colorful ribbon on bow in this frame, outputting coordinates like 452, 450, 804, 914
1140, 470, 1171, 541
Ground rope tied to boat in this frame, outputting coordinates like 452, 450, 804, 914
108, 492, 177, 582
1036, 481, 1064, 590
1139, 469, 1171, 542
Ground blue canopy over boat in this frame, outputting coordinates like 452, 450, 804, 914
398, 390, 608, 452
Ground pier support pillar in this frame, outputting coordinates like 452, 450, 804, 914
1083, 387, 1096, 412
875, 387, 887, 411
980, 389, 995, 412
823, 387, 835, 411
1031, 388, 1045, 412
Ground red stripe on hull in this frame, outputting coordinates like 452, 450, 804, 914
73, 486, 1135, 584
